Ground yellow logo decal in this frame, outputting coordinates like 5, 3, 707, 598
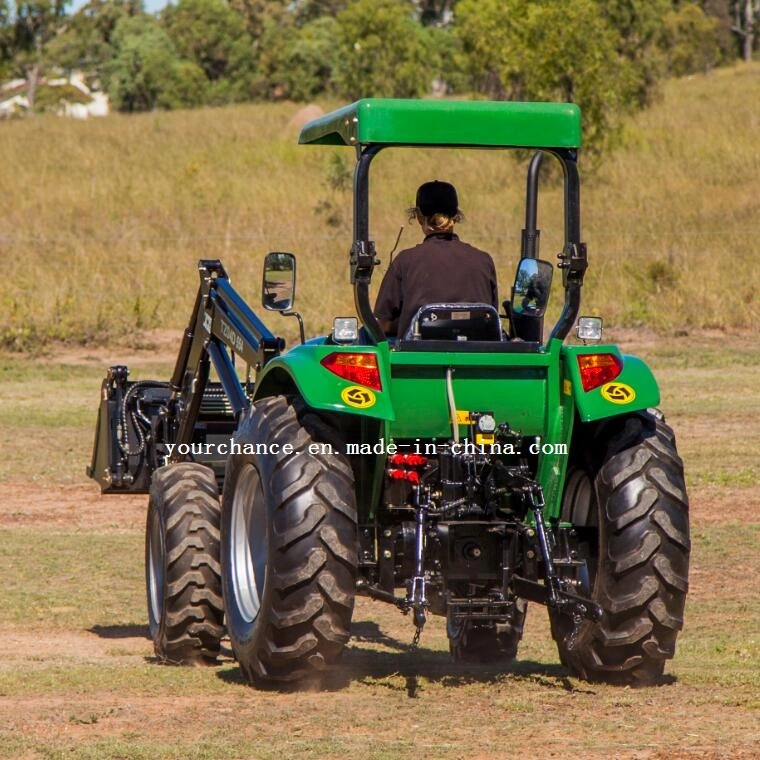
563, 379, 573, 396
600, 382, 636, 404
341, 385, 376, 408
456, 410, 471, 425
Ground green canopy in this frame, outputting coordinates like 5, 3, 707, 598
299, 98, 582, 150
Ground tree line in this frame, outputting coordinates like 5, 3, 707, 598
1, 0, 758, 154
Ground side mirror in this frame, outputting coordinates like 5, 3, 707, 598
511, 258, 553, 317
262, 252, 296, 312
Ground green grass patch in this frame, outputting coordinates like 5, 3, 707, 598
2, 528, 145, 628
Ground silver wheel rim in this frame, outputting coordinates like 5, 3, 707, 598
231, 463, 268, 624
147, 509, 164, 625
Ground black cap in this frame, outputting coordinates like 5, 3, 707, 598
416, 180, 459, 217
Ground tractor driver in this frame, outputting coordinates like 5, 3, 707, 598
373, 180, 498, 338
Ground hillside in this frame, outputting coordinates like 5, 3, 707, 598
1, 62, 759, 350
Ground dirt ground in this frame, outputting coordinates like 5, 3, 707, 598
1, 486, 759, 759
1, 332, 759, 759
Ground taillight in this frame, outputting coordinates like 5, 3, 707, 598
577, 353, 623, 392
321, 352, 382, 391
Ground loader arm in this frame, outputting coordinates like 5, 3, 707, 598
88, 259, 283, 492
163, 259, 284, 455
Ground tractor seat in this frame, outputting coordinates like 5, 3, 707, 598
404, 303, 504, 342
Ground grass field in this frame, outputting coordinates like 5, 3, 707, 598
1, 63, 760, 350
1, 60, 759, 759
1, 330, 759, 759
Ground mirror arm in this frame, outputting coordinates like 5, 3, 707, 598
283, 310, 305, 345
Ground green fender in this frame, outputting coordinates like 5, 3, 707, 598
253, 340, 395, 421
561, 345, 660, 423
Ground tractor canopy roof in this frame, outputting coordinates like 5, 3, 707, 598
299, 98, 582, 150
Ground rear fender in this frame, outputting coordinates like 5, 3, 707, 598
253, 342, 395, 421
562, 345, 659, 423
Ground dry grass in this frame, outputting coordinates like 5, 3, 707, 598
1, 63, 759, 350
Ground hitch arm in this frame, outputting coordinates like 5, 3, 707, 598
515, 485, 603, 623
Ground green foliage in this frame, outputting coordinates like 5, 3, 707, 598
8, 0, 71, 107
697, 0, 737, 62
333, 0, 441, 99
162, 0, 254, 95
13, 0, 71, 51
290, 0, 349, 23
663, 3, 722, 75
33, 80, 91, 108
253, 13, 339, 100
0, 1, 13, 76
104, 14, 207, 111
0, 0, 755, 151
226, 0, 286, 37
455, 0, 639, 156
44, 0, 143, 74
597, 0, 671, 108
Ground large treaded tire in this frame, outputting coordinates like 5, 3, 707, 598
553, 410, 690, 685
146, 463, 224, 664
448, 600, 527, 663
221, 396, 357, 684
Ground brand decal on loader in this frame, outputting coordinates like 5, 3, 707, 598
600, 382, 636, 404
220, 320, 244, 353
341, 385, 376, 408
456, 410, 471, 425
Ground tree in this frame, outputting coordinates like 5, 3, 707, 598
254, 14, 340, 100
732, 0, 759, 60
663, 3, 722, 74
104, 14, 206, 111
289, 0, 348, 23
455, 0, 642, 157
162, 0, 254, 94
44, 0, 143, 75
226, 0, 286, 37
696, 0, 738, 61
334, 0, 441, 99
12, 0, 72, 110
1, 1, 14, 78
596, 0, 672, 108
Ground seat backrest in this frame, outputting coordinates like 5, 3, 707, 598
405, 302, 503, 342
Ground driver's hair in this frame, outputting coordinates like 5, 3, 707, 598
408, 208, 464, 234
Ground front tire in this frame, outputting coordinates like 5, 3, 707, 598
221, 396, 358, 684
553, 411, 690, 685
146, 463, 224, 664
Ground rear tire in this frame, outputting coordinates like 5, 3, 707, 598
448, 600, 527, 663
146, 463, 224, 664
553, 410, 690, 685
221, 396, 357, 684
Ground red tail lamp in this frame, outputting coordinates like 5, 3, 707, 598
321, 352, 382, 391
577, 353, 623, 392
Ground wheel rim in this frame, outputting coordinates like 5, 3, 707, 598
147, 508, 164, 626
230, 463, 268, 624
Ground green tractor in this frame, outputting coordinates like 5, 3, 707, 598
89, 99, 689, 686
